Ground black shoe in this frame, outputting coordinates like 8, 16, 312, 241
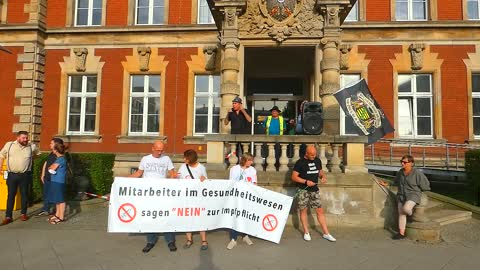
392, 233, 406, 240
142, 243, 155, 253
168, 242, 177, 252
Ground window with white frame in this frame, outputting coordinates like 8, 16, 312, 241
340, 74, 361, 135
198, 0, 214, 24
467, 0, 480, 19
345, 1, 359, 22
75, 0, 102, 26
472, 74, 480, 137
395, 0, 428, 21
136, 0, 165, 25
129, 75, 161, 135
67, 75, 98, 134
397, 74, 433, 138
194, 75, 220, 134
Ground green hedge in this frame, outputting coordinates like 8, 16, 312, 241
32, 153, 115, 201
69, 153, 115, 196
465, 149, 480, 206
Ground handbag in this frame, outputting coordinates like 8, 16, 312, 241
186, 164, 195, 179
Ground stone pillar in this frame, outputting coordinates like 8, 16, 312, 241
219, 6, 242, 134
319, 5, 342, 136
279, 143, 289, 172
14, 42, 45, 143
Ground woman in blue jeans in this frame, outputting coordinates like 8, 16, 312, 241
226, 153, 256, 250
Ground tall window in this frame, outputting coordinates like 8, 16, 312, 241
67, 75, 97, 134
75, 0, 102, 26
198, 0, 214, 24
136, 0, 165, 25
340, 74, 361, 135
467, 0, 480, 20
129, 75, 161, 135
472, 74, 480, 137
194, 75, 220, 134
395, 0, 428, 21
345, 1, 359, 22
397, 74, 433, 138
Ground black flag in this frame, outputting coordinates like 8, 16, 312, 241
334, 79, 394, 144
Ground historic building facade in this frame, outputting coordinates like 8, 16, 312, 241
0, 0, 479, 158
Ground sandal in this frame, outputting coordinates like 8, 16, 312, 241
201, 241, 208, 251
48, 215, 59, 222
49, 217, 64, 224
183, 239, 193, 249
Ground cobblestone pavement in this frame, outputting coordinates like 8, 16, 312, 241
1, 203, 479, 270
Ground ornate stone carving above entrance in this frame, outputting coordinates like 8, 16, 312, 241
238, 0, 324, 43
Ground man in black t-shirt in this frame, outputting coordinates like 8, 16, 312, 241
291, 145, 336, 242
224, 96, 251, 134
38, 137, 64, 216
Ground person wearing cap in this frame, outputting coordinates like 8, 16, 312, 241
224, 96, 252, 134
263, 106, 286, 135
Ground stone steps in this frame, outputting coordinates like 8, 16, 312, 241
427, 209, 472, 226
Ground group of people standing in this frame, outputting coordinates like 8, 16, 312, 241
127, 137, 336, 254
0, 97, 431, 250
0, 131, 68, 225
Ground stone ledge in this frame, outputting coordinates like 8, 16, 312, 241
183, 135, 207, 145
117, 135, 167, 144
57, 135, 102, 143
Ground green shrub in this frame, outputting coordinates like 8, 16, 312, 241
32, 152, 115, 201
32, 153, 49, 202
465, 150, 480, 206
68, 153, 115, 196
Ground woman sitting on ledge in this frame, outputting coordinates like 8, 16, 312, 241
381, 154, 431, 239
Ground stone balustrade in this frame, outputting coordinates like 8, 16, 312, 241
204, 135, 368, 173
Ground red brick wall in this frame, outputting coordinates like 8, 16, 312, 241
358, 45, 402, 138
158, 48, 201, 155
437, 0, 463, 20
6, 0, 29, 23
366, 0, 391, 21
106, 0, 128, 26
0, 47, 23, 144
431, 45, 475, 143
41, 49, 70, 150
46, 0, 67, 27
169, 0, 193, 24
40, 48, 202, 155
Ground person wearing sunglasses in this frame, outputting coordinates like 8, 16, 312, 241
381, 154, 430, 240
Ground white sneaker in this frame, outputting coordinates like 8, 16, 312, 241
323, 233, 336, 242
303, 233, 311, 241
243, 235, 253, 245
226, 239, 237, 250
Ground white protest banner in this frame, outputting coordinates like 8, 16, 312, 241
108, 177, 293, 243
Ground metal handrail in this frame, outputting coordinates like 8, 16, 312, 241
367, 138, 480, 171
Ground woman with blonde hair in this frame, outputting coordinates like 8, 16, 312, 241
226, 152, 257, 250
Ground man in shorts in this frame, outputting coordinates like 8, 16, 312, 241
291, 145, 336, 242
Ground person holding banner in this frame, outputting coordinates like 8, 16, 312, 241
291, 145, 336, 242
129, 141, 177, 253
177, 149, 209, 250
227, 152, 256, 250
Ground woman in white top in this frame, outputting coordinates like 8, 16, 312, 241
226, 152, 257, 250
177, 149, 209, 250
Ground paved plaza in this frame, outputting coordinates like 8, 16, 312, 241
1, 202, 479, 270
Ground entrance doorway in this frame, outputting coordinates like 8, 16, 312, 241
244, 47, 314, 134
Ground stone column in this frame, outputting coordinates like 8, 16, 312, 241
319, 5, 342, 136
219, 6, 242, 134
14, 42, 45, 143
